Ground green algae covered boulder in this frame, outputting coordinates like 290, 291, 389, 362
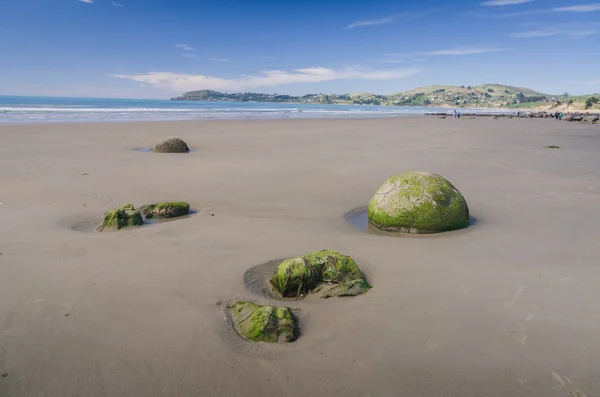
152, 137, 190, 153
368, 171, 469, 234
99, 204, 143, 231
227, 301, 297, 343
140, 202, 190, 219
270, 250, 371, 299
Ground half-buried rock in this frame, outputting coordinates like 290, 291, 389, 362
227, 301, 297, 343
368, 171, 469, 234
140, 202, 190, 219
98, 204, 143, 231
270, 250, 371, 299
152, 137, 190, 153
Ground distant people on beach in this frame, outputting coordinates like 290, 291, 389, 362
457, 110, 461, 119
453, 110, 457, 118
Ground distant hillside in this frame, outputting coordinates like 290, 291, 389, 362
172, 86, 600, 110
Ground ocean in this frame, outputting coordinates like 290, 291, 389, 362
0, 95, 512, 124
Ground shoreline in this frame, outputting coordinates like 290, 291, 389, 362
3, 111, 598, 126
0, 115, 430, 127
4, 94, 598, 125
3, 94, 599, 126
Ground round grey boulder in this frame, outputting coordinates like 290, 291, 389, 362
368, 171, 470, 234
152, 137, 190, 153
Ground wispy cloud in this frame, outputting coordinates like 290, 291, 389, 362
499, 3, 600, 16
568, 79, 600, 85
112, 2, 124, 6
496, 9, 547, 17
482, 0, 534, 6
511, 29, 597, 38
380, 58, 427, 64
422, 46, 509, 55
346, 9, 443, 29
208, 58, 230, 62
115, 66, 421, 92
553, 3, 600, 12
78, 0, 94, 3
347, 17, 394, 29
175, 44, 195, 51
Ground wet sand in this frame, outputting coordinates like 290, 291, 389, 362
1, 117, 599, 396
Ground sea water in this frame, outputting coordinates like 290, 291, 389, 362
0, 95, 510, 124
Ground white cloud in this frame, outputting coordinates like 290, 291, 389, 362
175, 44, 195, 51
511, 29, 597, 38
347, 17, 394, 29
422, 46, 509, 55
208, 58, 230, 62
114, 66, 421, 92
112, 2, 124, 6
553, 4, 600, 12
482, 0, 534, 5
79, 0, 93, 3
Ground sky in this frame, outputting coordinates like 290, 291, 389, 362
0, 0, 599, 99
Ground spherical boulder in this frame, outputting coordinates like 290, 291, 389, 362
227, 301, 297, 343
269, 250, 371, 299
152, 137, 190, 153
368, 171, 469, 234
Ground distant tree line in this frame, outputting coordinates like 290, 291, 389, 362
585, 96, 599, 109
515, 93, 547, 103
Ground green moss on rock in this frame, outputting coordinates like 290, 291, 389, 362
140, 202, 190, 219
269, 250, 371, 299
368, 171, 469, 234
152, 137, 190, 153
227, 301, 297, 343
99, 204, 143, 231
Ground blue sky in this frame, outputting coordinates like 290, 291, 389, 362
1, 0, 599, 98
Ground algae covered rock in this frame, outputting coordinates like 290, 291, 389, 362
368, 171, 469, 234
227, 301, 297, 343
99, 204, 143, 231
270, 250, 371, 299
152, 137, 190, 153
140, 202, 190, 219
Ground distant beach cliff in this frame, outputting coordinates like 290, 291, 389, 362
172, 85, 600, 111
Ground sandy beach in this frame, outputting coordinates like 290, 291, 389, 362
1, 117, 599, 396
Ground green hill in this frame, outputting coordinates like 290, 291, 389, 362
172, 85, 599, 110
387, 84, 551, 108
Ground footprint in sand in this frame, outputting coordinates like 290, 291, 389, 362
511, 325, 528, 345
351, 358, 369, 372
351, 352, 383, 372
570, 389, 589, 397
424, 336, 444, 350
426, 303, 448, 316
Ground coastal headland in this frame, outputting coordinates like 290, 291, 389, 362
173, 84, 600, 113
